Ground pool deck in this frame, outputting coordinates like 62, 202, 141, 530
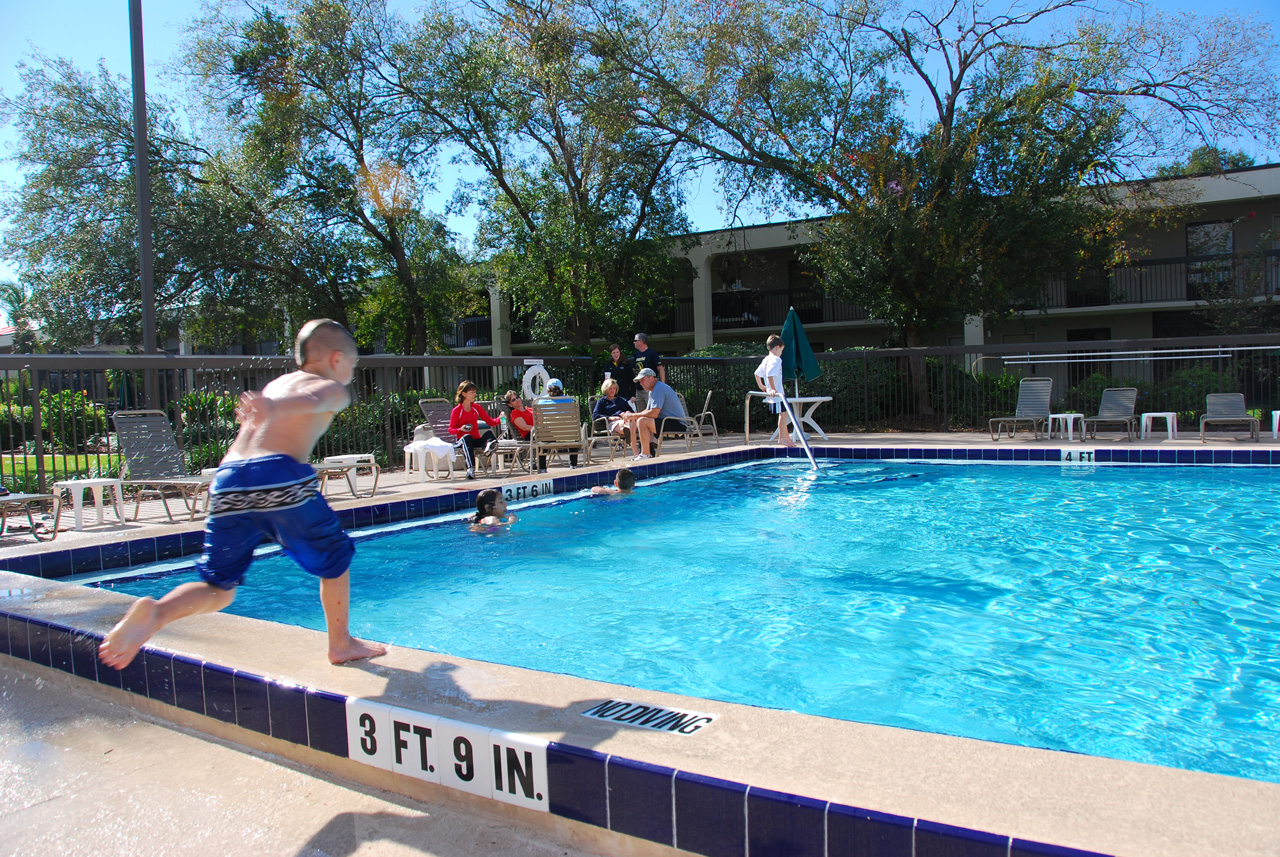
3, 429, 1280, 856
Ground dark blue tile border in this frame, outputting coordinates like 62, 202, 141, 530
305, 688, 348, 756
916, 819, 1009, 857
1012, 838, 1114, 857
172, 655, 205, 714
268, 681, 310, 746
828, 803, 914, 857
674, 771, 747, 857
0, 444, 1265, 857
144, 650, 175, 707
203, 663, 237, 724
233, 671, 271, 735
547, 742, 608, 827
747, 787, 826, 857
608, 757, 674, 846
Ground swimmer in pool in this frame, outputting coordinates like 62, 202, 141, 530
470, 488, 517, 532
99, 319, 387, 671
591, 468, 637, 495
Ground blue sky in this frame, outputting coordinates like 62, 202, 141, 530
2, 0, 1279, 305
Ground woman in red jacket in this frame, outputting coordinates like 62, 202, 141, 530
450, 380, 500, 479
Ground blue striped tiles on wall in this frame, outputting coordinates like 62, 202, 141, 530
0, 607, 1112, 857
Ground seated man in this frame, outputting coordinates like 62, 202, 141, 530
619, 367, 686, 460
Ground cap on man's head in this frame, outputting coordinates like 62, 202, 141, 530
546, 378, 564, 392
633, 367, 657, 382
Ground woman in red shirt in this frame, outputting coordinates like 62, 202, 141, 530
502, 390, 535, 438
450, 381, 500, 479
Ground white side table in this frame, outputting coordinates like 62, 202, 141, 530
1049, 413, 1084, 442
319, 454, 381, 497
1272, 410, 1280, 440
1141, 412, 1178, 440
52, 478, 126, 532
403, 439, 455, 481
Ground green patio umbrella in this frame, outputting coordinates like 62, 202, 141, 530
780, 306, 822, 398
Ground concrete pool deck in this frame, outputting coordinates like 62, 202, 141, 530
3, 429, 1280, 856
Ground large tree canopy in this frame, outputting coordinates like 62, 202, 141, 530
1, 0, 1276, 359
381, 0, 695, 350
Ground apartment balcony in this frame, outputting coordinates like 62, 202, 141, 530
1045, 250, 1280, 308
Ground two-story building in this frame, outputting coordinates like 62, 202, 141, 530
469, 163, 1280, 357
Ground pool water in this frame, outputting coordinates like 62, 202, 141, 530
104, 461, 1280, 782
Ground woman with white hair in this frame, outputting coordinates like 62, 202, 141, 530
592, 377, 634, 446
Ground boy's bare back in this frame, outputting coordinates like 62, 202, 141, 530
224, 320, 357, 465
225, 371, 351, 465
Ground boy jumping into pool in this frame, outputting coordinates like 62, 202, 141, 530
99, 319, 387, 670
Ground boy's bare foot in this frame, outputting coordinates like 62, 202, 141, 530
99, 597, 162, 670
329, 637, 387, 664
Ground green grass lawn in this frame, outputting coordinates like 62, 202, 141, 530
0, 454, 122, 490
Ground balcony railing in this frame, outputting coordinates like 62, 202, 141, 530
467, 251, 1280, 343
1046, 250, 1280, 308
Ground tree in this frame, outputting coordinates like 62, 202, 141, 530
190, 0, 474, 354
592, 0, 1280, 410
0, 55, 353, 352
1156, 145, 1256, 178
382, 0, 695, 350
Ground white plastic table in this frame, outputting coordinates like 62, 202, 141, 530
403, 438, 456, 481
52, 478, 126, 531
746, 391, 833, 442
1141, 412, 1178, 440
1049, 413, 1084, 442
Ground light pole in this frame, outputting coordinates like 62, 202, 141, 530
129, 0, 158, 404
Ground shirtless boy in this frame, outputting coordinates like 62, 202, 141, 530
99, 319, 387, 669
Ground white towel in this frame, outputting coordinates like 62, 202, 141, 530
405, 437, 455, 459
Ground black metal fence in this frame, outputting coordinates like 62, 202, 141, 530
4, 334, 1278, 491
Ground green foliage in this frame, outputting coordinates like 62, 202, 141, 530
1156, 146, 1255, 178
38, 390, 107, 452
684, 342, 767, 358
0, 404, 36, 451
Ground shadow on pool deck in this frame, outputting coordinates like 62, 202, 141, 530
0, 658, 612, 857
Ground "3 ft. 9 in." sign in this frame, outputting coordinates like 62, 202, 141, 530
345, 698, 549, 811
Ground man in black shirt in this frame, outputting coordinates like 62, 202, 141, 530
632, 332, 665, 384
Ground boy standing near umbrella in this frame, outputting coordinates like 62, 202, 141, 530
755, 335, 796, 448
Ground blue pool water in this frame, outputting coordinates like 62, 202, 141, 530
104, 461, 1280, 782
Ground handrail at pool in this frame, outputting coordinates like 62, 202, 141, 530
744, 390, 817, 469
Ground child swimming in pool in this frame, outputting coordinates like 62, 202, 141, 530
591, 468, 637, 495
98, 319, 387, 670
470, 488, 517, 532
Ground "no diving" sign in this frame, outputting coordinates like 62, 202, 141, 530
580, 698, 717, 735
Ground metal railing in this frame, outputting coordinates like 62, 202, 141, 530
0, 354, 591, 493
3, 334, 1277, 492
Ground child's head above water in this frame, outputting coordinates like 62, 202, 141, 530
615, 468, 636, 491
473, 488, 506, 522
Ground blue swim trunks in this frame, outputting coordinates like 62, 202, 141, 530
196, 454, 354, 589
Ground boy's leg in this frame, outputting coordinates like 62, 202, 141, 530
99, 581, 236, 669
319, 571, 388, 664
779, 411, 796, 446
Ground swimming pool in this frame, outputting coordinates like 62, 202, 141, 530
103, 460, 1280, 783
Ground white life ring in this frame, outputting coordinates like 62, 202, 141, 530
522, 364, 551, 400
